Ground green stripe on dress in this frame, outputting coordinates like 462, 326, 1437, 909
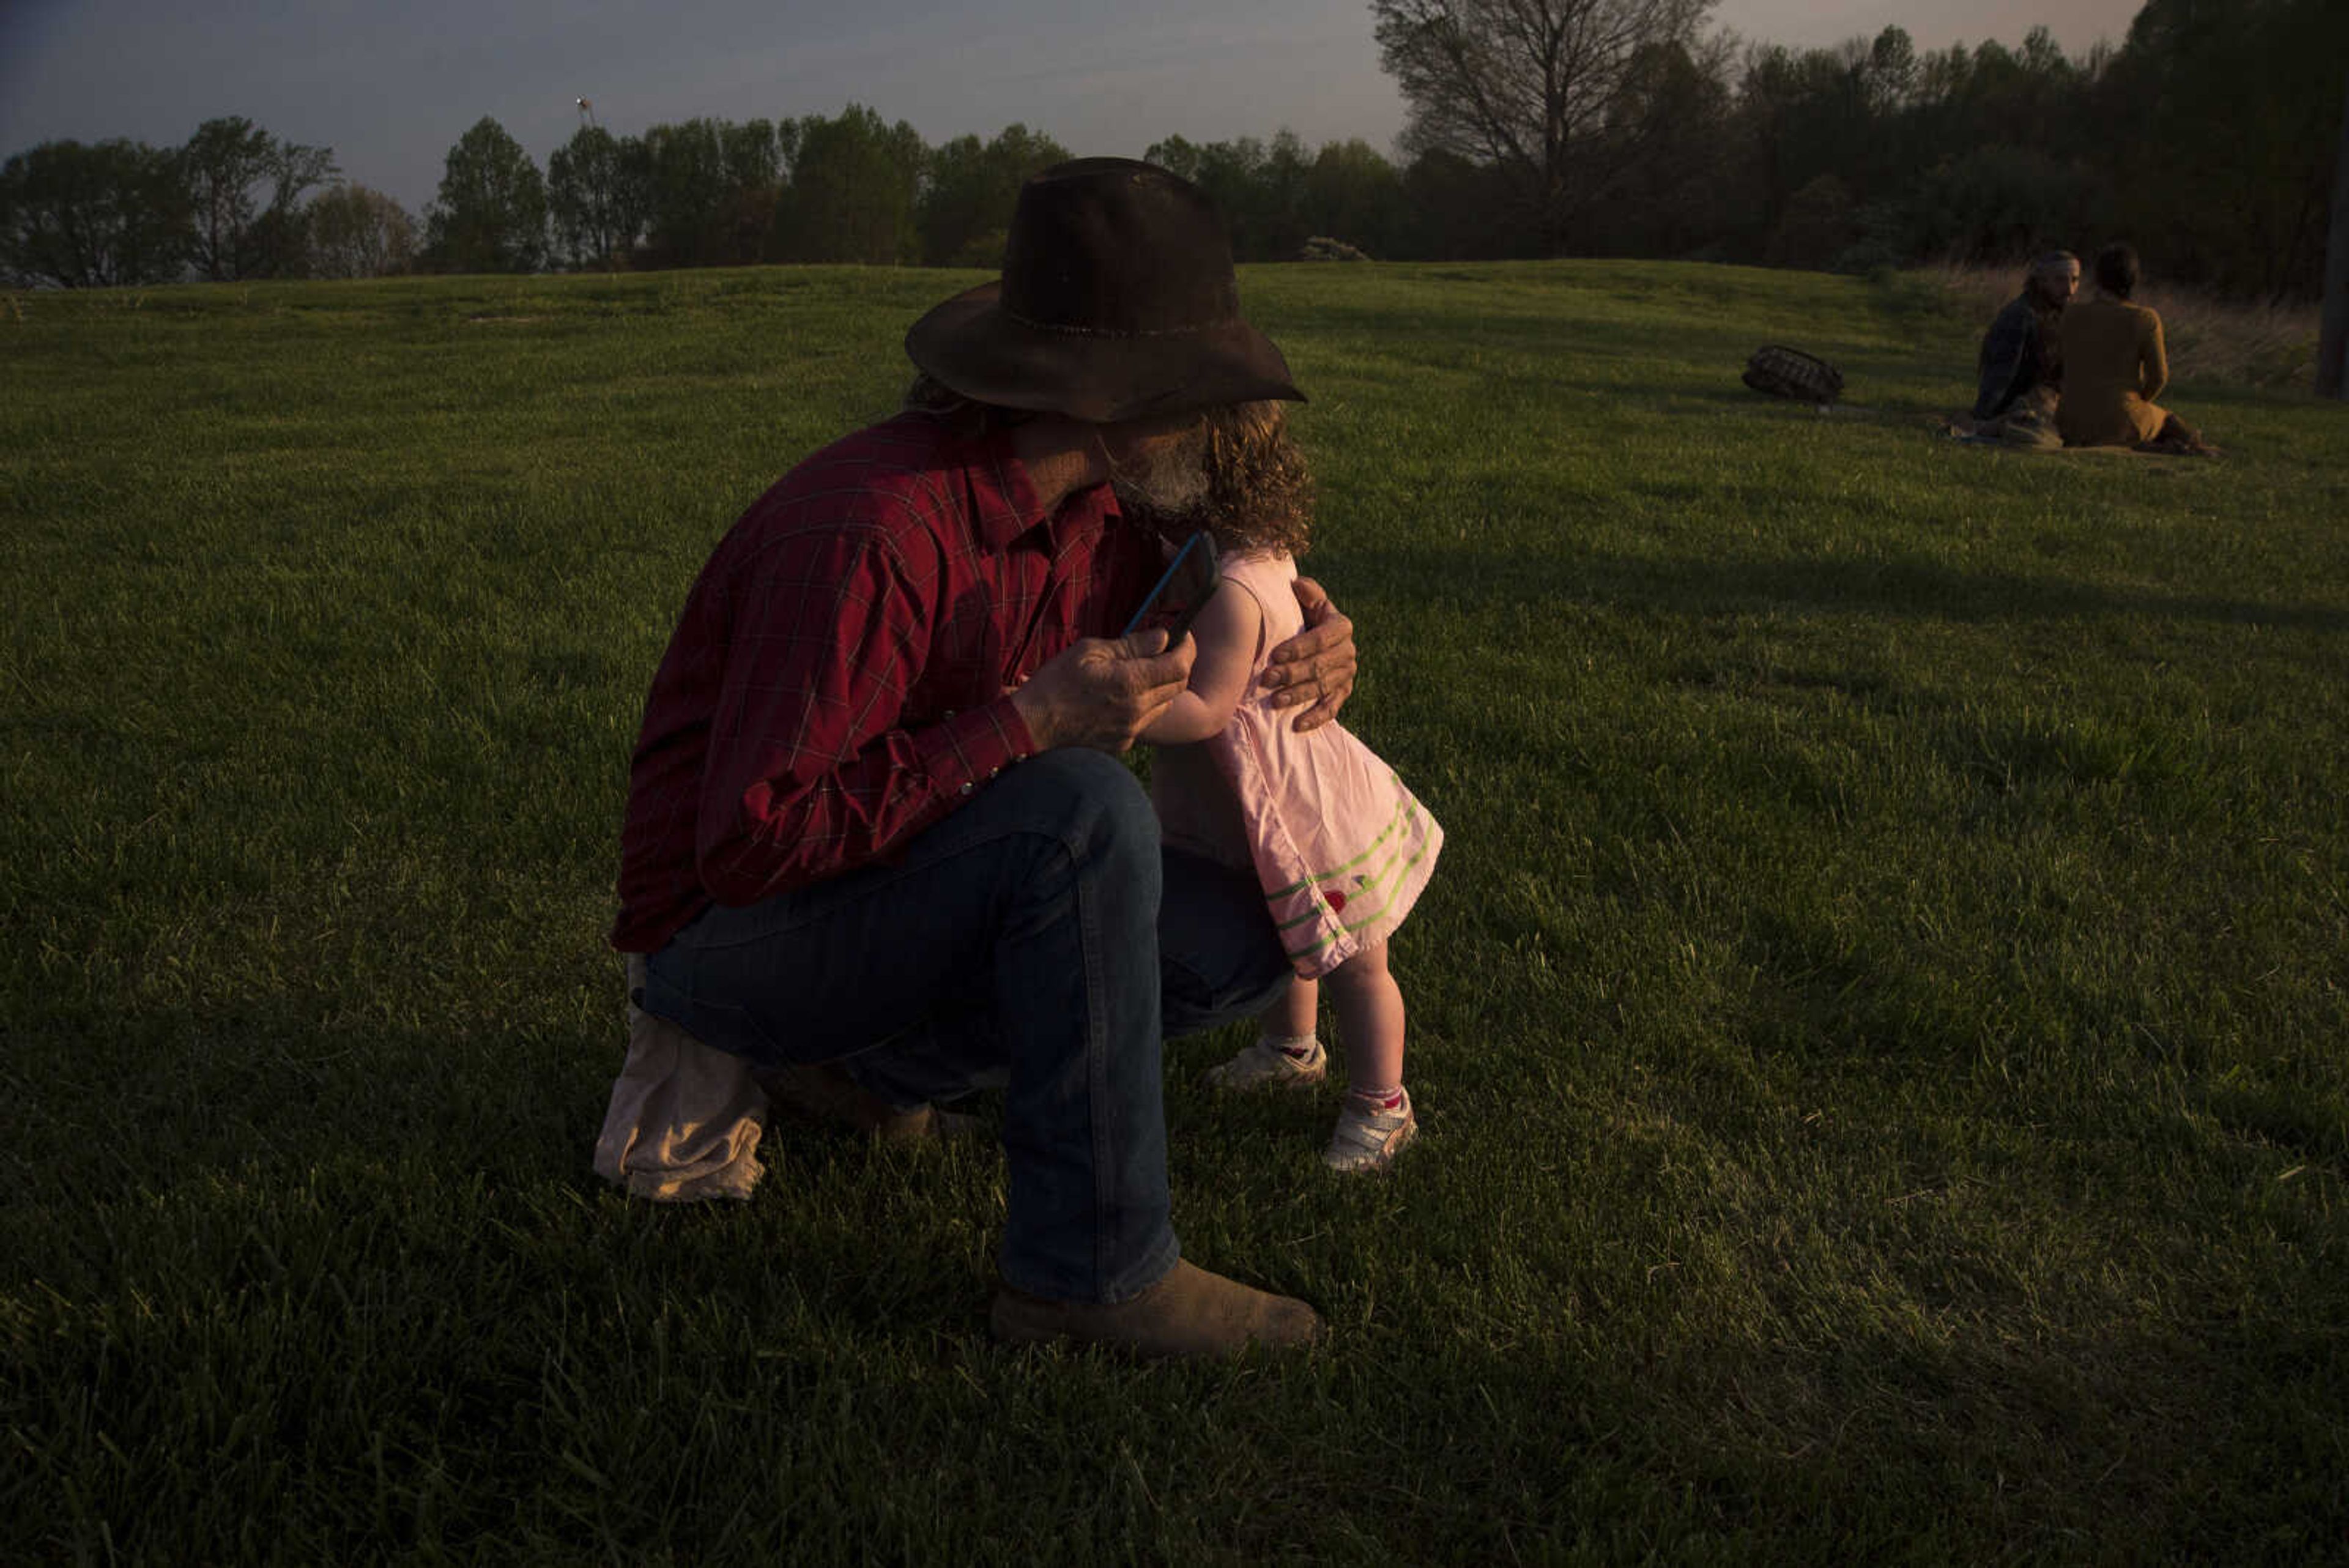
1272, 825, 1419, 931
1282, 834, 1439, 960
1264, 784, 1425, 899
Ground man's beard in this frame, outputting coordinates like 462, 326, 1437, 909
1109, 425, 1212, 519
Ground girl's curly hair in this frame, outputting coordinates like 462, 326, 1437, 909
1190, 400, 1315, 560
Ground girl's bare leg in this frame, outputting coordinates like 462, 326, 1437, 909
1324, 939, 1405, 1095
1263, 975, 1318, 1044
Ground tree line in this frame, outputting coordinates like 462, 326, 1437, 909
1368, 0, 2343, 301
1, 0, 2339, 300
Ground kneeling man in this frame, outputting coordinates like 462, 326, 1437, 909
604, 160, 1356, 1358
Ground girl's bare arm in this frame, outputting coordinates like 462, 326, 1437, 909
1137, 584, 1263, 746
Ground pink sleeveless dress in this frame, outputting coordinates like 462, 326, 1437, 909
1152, 551, 1443, 980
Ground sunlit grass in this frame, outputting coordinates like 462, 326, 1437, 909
3, 262, 2345, 1561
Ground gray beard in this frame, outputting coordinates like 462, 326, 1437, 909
1110, 437, 1211, 519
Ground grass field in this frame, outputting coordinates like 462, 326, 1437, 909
4, 259, 2346, 1563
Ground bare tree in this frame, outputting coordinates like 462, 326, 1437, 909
2319, 65, 2349, 398
1371, 0, 1716, 251
184, 117, 336, 280
305, 183, 416, 278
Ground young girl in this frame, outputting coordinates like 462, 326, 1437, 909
1137, 403, 1443, 1173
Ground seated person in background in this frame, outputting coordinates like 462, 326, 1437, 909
1972, 250, 2079, 426
2057, 243, 2217, 455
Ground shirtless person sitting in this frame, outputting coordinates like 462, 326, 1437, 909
2056, 243, 2217, 455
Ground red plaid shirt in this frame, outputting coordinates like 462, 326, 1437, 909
612, 412, 1159, 953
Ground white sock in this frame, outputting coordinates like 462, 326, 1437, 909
1261, 1033, 1318, 1061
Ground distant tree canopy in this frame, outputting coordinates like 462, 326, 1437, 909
779, 105, 926, 265
184, 115, 336, 281
426, 117, 550, 273
306, 183, 416, 279
547, 125, 647, 270
2099, 0, 2347, 300
4, 2, 2343, 300
0, 138, 190, 287
922, 124, 1070, 267
530, 0, 2320, 297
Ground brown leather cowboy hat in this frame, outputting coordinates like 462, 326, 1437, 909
904, 157, 1305, 424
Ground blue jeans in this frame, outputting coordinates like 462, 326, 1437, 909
638, 749, 1288, 1304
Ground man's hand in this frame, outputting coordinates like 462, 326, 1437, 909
1011, 629, 1195, 754
1258, 576, 1356, 732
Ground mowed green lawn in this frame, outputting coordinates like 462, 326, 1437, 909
3, 261, 2345, 1562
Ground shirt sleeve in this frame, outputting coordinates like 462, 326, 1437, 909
1973, 305, 2033, 420
692, 522, 1034, 905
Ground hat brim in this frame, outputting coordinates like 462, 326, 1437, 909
904, 281, 1305, 424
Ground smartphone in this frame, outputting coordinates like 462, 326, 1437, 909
1121, 532, 1220, 642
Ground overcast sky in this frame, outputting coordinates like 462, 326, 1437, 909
0, 0, 2147, 218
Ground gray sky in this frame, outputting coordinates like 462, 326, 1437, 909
0, 0, 2145, 219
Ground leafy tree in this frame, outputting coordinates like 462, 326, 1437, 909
635, 117, 783, 267
182, 116, 335, 280
1721, 23, 2107, 273
425, 117, 547, 273
1731, 42, 1879, 246
1766, 173, 1857, 269
1254, 130, 1316, 259
641, 119, 730, 267
1398, 147, 1521, 259
304, 183, 416, 278
1900, 145, 2107, 267
719, 119, 784, 263
547, 125, 647, 269
0, 138, 190, 288
2099, 0, 2349, 300
1141, 132, 1314, 261
919, 124, 1068, 266
1863, 24, 1918, 113
780, 105, 924, 264
1586, 36, 1739, 258
1302, 138, 1411, 258
1371, 0, 1716, 252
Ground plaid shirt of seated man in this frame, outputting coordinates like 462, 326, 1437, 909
612, 407, 1161, 956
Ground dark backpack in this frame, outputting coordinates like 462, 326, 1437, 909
1742, 345, 1846, 405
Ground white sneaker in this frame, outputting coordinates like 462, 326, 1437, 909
1204, 1035, 1327, 1091
1323, 1090, 1417, 1173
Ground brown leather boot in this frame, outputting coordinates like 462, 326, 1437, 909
990, 1260, 1324, 1359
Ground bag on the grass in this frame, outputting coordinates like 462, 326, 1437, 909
1742, 344, 1846, 404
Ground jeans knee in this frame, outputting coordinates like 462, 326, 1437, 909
1018, 749, 1159, 886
